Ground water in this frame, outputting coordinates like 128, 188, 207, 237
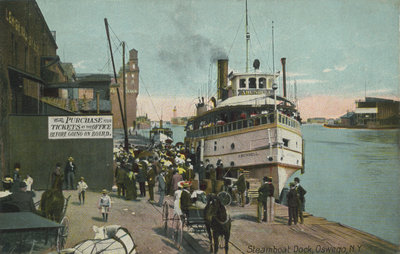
138, 124, 400, 244
290, 124, 400, 245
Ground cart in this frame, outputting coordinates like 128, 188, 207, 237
56, 195, 71, 251
33, 194, 70, 251
217, 177, 252, 207
0, 212, 64, 253
161, 200, 206, 248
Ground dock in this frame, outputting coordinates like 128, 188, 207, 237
56, 190, 398, 254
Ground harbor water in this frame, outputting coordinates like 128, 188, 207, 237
138, 124, 400, 244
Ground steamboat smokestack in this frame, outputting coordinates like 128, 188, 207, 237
281, 57, 287, 98
217, 59, 228, 101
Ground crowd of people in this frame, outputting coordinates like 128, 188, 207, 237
0, 163, 36, 213
0, 144, 307, 226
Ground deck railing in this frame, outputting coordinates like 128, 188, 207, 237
186, 112, 300, 138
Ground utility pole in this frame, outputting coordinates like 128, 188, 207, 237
104, 18, 128, 151
122, 41, 129, 151
245, 0, 250, 72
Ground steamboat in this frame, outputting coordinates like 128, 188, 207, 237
184, 3, 304, 197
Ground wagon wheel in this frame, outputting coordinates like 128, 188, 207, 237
162, 201, 169, 234
56, 216, 70, 252
171, 214, 183, 248
217, 191, 232, 206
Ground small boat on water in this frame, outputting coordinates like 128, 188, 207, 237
150, 120, 173, 145
136, 115, 151, 129
184, 1, 304, 197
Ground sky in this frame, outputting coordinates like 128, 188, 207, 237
36, 0, 400, 120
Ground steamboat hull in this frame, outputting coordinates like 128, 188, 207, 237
185, 112, 304, 198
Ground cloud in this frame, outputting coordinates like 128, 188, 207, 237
286, 72, 308, 77
295, 79, 327, 85
334, 65, 347, 71
322, 64, 347, 73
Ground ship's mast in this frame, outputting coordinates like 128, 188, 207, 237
272, 21, 275, 79
245, 0, 250, 72
272, 21, 278, 111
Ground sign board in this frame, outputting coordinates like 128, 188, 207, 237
237, 89, 274, 96
48, 116, 113, 139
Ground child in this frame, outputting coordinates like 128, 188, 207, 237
98, 189, 111, 222
24, 174, 33, 191
77, 177, 88, 205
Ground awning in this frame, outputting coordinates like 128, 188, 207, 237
8, 66, 45, 84
355, 108, 378, 114
0, 212, 61, 230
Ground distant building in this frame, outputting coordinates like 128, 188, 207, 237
354, 97, 399, 128
326, 118, 335, 125
340, 112, 356, 126
171, 106, 188, 126
111, 49, 139, 129
307, 117, 326, 124
326, 97, 399, 129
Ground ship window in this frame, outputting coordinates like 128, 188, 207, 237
249, 78, 256, 88
243, 120, 248, 128
239, 79, 246, 88
238, 121, 242, 129
248, 119, 254, 127
279, 115, 282, 123
259, 78, 266, 88
283, 138, 289, 147
261, 116, 267, 124
233, 122, 237, 130
269, 114, 274, 123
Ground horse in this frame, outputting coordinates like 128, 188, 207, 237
62, 225, 136, 254
40, 174, 65, 222
204, 194, 231, 254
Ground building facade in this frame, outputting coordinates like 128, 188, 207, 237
355, 97, 399, 128
0, 0, 113, 189
111, 48, 139, 129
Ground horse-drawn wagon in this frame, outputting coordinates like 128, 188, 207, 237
161, 193, 231, 253
0, 174, 70, 253
217, 176, 252, 207
0, 193, 70, 253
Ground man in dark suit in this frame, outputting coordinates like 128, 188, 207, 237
0, 181, 36, 213
257, 176, 274, 222
287, 182, 298, 225
180, 182, 192, 220
64, 156, 77, 190
294, 177, 307, 224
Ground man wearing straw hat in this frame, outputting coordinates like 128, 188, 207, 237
180, 181, 192, 220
